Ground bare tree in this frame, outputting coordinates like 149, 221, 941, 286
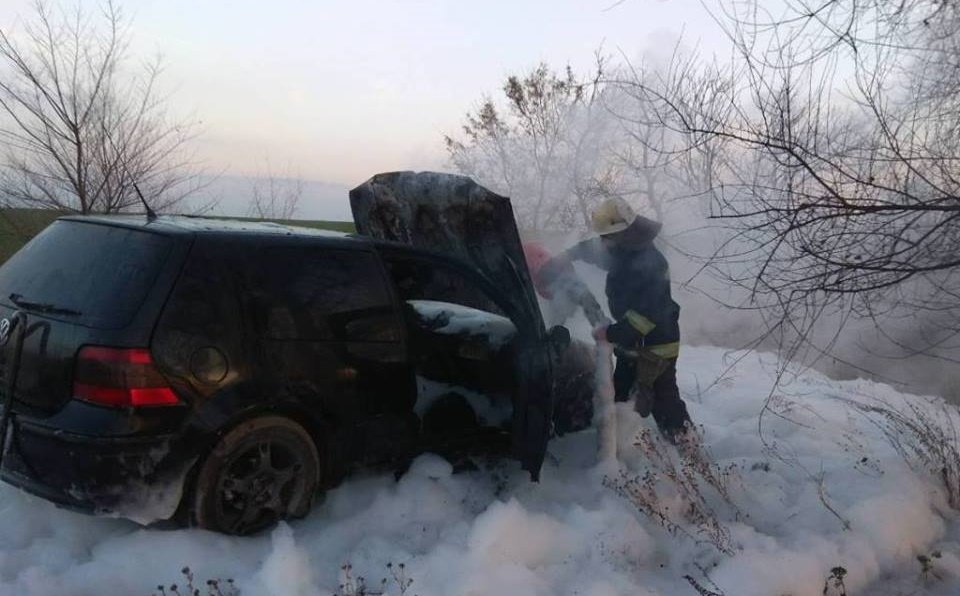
445, 61, 614, 230
0, 0, 202, 215
607, 48, 733, 223
608, 1, 960, 372
247, 162, 303, 220
447, 53, 731, 234
608, 86, 673, 221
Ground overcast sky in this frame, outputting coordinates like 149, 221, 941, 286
0, 0, 729, 190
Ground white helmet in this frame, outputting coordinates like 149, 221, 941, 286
591, 197, 637, 236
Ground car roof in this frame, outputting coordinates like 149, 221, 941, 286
56, 214, 484, 263
59, 214, 366, 244
57, 214, 525, 318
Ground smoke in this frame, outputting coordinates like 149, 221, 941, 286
451, 45, 960, 403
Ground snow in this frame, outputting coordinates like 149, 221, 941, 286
0, 346, 957, 594
406, 300, 518, 347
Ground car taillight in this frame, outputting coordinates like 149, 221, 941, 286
73, 346, 180, 407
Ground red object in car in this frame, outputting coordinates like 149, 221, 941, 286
73, 346, 180, 407
523, 241, 573, 299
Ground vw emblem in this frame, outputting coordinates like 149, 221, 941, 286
0, 318, 9, 348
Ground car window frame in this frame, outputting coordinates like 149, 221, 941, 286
379, 248, 529, 336
240, 241, 404, 344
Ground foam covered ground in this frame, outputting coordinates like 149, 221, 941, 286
0, 346, 958, 596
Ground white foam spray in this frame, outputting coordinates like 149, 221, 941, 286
593, 340, 618, 469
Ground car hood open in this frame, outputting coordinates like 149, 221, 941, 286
350, 171, 553, 479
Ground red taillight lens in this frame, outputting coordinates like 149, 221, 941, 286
73, 346, 180, 407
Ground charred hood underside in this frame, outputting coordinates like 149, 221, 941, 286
350, 172, 543, 326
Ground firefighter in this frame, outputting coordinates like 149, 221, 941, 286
543, 198, 692, 442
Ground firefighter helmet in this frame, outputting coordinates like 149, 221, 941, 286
590, 197, 636, 236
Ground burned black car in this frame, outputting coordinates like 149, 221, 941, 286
0, 172, 592, 535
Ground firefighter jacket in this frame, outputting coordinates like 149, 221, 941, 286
565, 216, 680, 359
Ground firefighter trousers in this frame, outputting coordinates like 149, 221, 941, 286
613, 355, 691, 433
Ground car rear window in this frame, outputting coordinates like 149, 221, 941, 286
0, 220, 173, 329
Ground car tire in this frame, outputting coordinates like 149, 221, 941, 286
192, 416, 320, 535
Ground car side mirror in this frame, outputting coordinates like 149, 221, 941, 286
547, 325, 571, 352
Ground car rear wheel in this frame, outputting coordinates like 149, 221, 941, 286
192, 416, 320, 535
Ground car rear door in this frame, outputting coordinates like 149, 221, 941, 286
239, 242, 414, 460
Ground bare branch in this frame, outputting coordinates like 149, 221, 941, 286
0, 0, 202, 215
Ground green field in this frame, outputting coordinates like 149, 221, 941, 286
0, 209, 355, 264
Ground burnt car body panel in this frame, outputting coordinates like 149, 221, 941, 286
0, 187, 576, 520
350, 172, 554, 478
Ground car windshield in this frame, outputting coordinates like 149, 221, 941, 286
0, 220, 173, 329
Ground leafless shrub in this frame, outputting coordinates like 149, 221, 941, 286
386, 562, 415, 596
823, 565, 849, 596
605, 426, 741, 555
836, 394, 960, 509
814, 470, 852, 531
684, 566, 727, 596
337, 563, 384, 596
758, 394, 855, 531
918, 550, 944, 584
247, 161, 302, 220
336, 562, 418, 596
152, 566, 237, 596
